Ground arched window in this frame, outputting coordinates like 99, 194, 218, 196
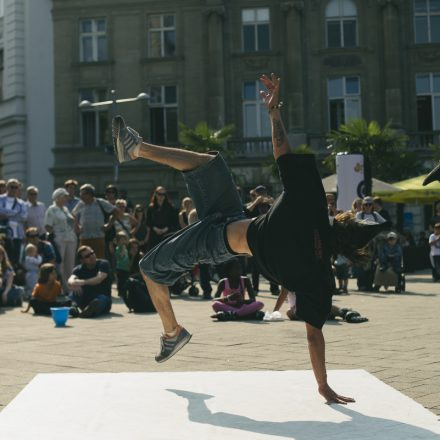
326, 0, 357, 48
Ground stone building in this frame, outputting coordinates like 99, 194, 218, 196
0, 0, 55, 203
51, 0, 440, 205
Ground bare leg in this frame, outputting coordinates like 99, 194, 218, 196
134, 141, 213, 172
142, 273, 178, 334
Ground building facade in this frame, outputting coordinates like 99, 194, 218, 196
51, 0, 440, 204
0, 0, 55, 203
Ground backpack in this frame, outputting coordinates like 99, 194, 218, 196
124, 275, 156, 313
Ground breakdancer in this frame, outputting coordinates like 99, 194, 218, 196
113, 74, 385, 404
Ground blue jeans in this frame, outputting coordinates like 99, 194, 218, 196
71, 293, 111, 316
139, 152, 245, 285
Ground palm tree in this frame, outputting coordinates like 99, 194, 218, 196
178, 122, 235, 156
325, 118, 422, 182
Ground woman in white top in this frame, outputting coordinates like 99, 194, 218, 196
44, 188, 77, 293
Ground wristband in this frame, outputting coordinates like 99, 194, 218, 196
269, 101, 283, 113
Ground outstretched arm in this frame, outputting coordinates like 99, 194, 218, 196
260, 74, 291, 160
305, 323, 355, 404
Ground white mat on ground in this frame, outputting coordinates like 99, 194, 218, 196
0, 370, 439, 440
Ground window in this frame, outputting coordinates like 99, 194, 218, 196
242, 81, 271, 137
416, 73, 440, 131
79, 18, 107, 62
414, 0, 440, 43
242, 8, 270, 52
326, 0, 357, 48
79, 90, 109, 147
328, 76, 361, 130
149, 85, 178, 144
148, 14, 176, 57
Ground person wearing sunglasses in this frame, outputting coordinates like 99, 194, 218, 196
355, 196, 386, 224
0, 179, 28, 266
67, 245, 112, 318
113, 74, 388, 404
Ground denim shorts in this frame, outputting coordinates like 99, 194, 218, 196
139, 152, 245, 285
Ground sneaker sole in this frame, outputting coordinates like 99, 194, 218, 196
155, 332, 192, 363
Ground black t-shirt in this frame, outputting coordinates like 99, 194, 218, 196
246, 154, 334, 329
72, 259, 112, 308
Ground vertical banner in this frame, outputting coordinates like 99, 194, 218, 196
336, 153, 365, 212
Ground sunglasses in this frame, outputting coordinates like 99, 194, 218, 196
156, 192, 166, 196
81, 251, 95, 259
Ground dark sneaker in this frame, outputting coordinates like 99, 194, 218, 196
79, 298, 101, 318
155, 326, 192, 363
112, 115, 142, 163
423, 161, 440, 186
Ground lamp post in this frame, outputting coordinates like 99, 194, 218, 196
79, 89, 149, 183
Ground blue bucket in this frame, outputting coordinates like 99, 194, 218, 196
50, 307, 70, 327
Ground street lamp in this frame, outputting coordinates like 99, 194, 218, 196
78, 89, 149, 182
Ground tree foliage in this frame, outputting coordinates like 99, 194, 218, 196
178, 122, 235, 156
324, 118, 423, 181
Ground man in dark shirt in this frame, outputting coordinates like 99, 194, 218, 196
68, 245, 112, 318
113, 74, 385, 404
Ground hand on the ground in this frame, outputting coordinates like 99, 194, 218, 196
318, 384, 355, 404
259, 73, 280, 110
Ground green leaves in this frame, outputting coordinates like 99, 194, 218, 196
325, 118, 423, 181
178, 122, 235, 156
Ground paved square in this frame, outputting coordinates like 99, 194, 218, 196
0, 370, 439, 440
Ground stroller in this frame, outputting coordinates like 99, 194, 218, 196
373, 232, 406, 293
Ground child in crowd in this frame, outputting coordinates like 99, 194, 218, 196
333, 254, 350, 294
22, 263, 71, 315
24, 243, 42, 299
212, 259, 264, 320
115, 232, 130, 297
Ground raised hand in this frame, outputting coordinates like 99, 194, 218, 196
259, 73, 281, 111
318, 383, 355, 405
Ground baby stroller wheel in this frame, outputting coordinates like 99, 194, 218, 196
188, 286, 199, 296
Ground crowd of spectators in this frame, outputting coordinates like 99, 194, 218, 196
0, 174, 438, 323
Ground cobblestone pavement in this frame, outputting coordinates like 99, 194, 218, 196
0, 270, 439, 416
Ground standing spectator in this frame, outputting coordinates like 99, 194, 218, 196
355, 196, 386, 224
0, 179, 28, 266
106, 199, 137, 236
178, 197, 193, 229
104, 184, 118, 206
326, 192, 337, 219
0, 245, 23, 307
25, 186, 46, 236
45, 188, 78, 293
25, 227, 56, 265
23, 243, 42, 299
373, 197, 392, 225
145, 186, 179, 250
429, 223, 440, 281
333, 254, 350, 294
68, 245, 112, 318
72, 184, 115, 259
0, 180, 6, 195
115, 232, 130, 297
64, 179, 80, 212
429, 201, 440, 230
131, 204, 149, 251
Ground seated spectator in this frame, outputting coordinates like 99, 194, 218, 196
25, 227, 56, 264
211, 259, 264, 320
25, 186, 46, 236
67, 246, 112, 318
24, 243, 42, 299
429, 223, 440, 282
115, 232, 130, 297
128, 238, 144, 275
355, 196, 386, 223
0, 245, 23, 307
22, 263, 71, 315
378, 232, 403, 273
64, 179, 80, 212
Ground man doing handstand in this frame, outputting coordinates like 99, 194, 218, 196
113, 74, 385, 404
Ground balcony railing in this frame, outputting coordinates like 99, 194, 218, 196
227, 137, 272, 157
